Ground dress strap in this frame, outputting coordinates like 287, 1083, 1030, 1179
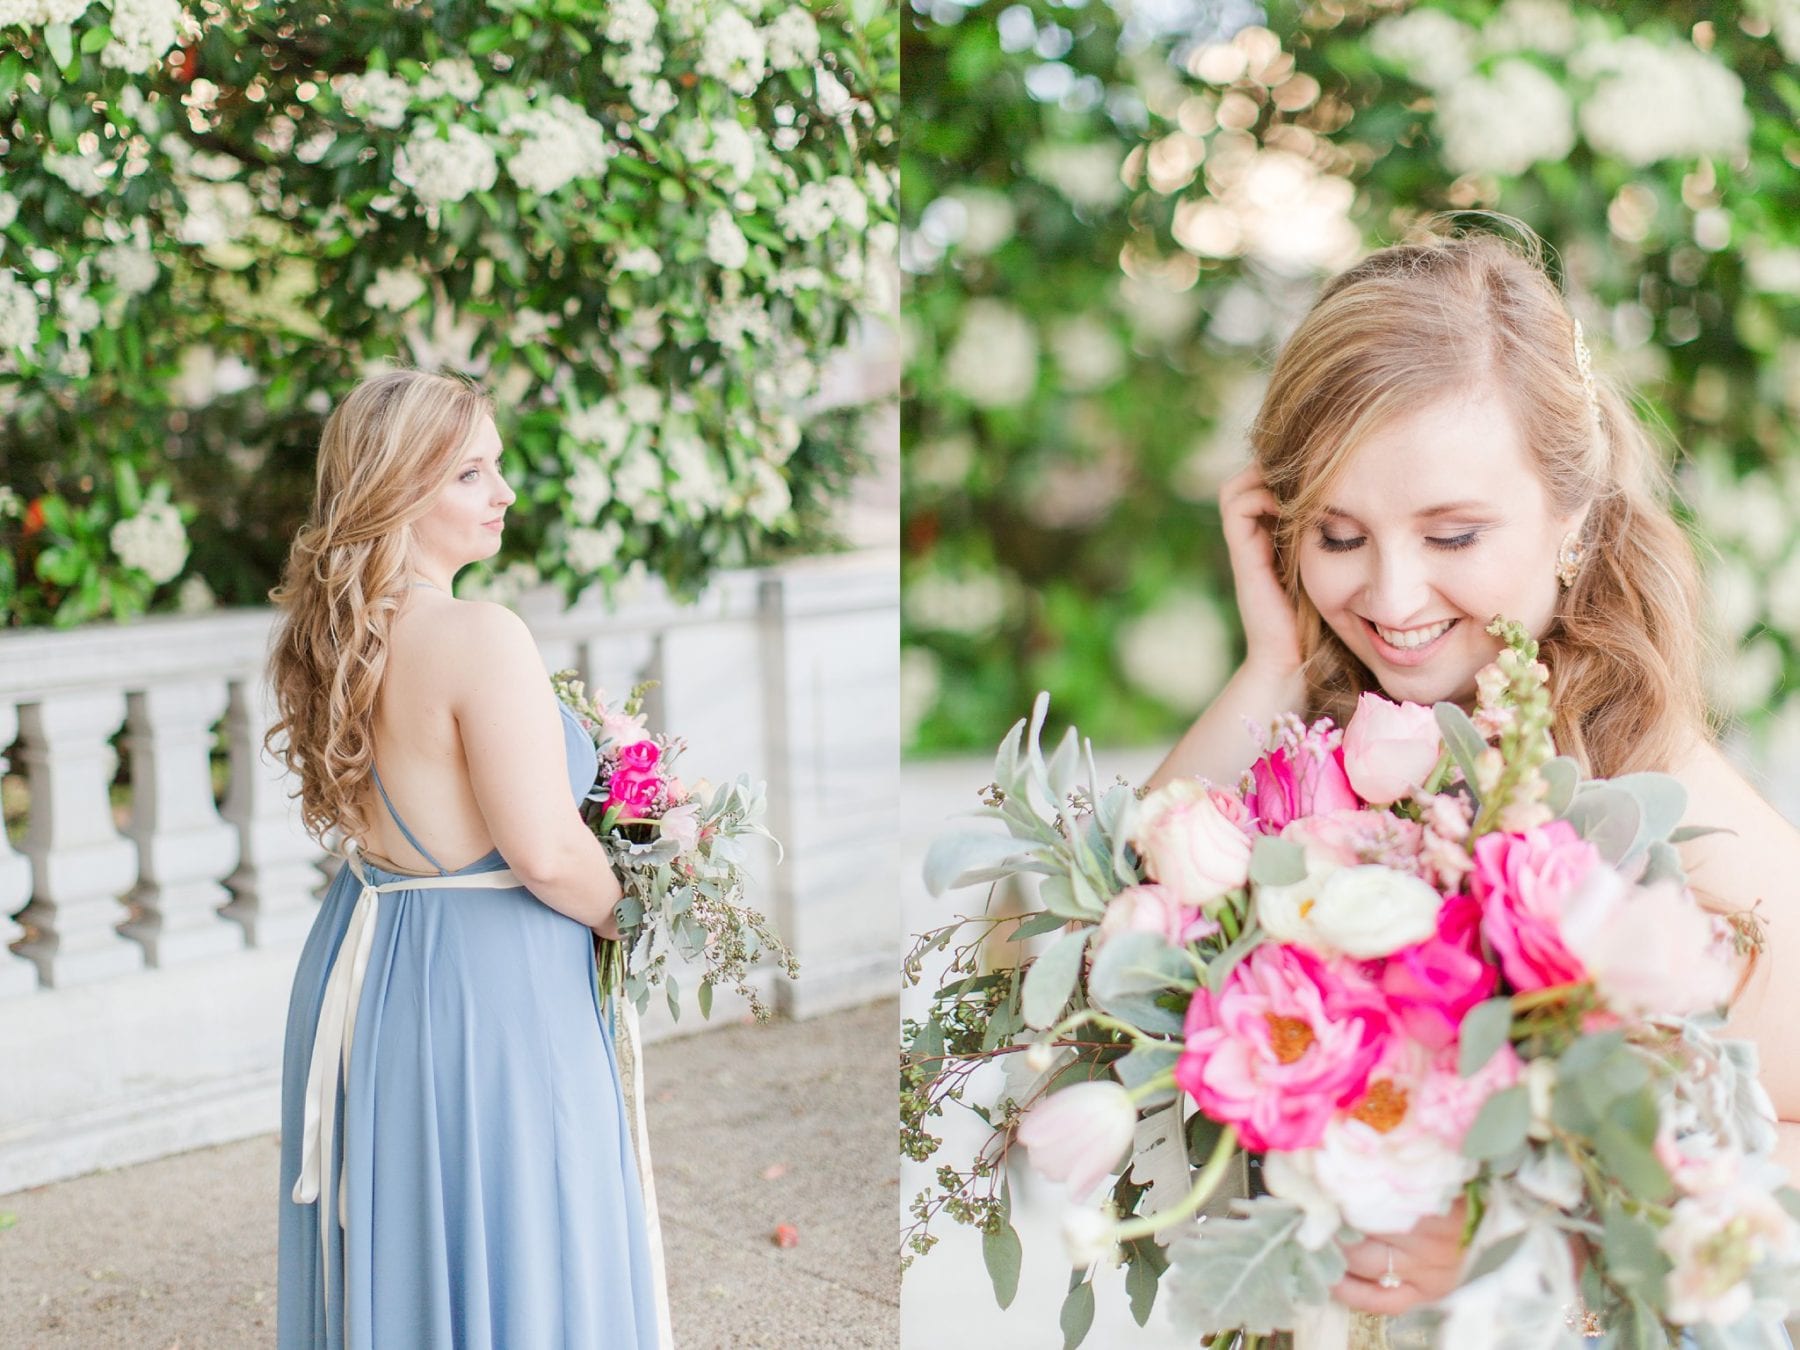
369, 764, 449, 876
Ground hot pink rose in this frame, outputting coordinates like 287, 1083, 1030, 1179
1471, 821, 1601, 992
1380, 895, 1498, 1050
606, 772, 660, 814
618, 739, 661, 773
1246, 743, 1360, 833
1175, 943, 1392, 1153
1095, 884, 1220, 952
1341, 693, 1443, 806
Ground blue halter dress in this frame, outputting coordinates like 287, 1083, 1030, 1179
276, 698, 659, 1348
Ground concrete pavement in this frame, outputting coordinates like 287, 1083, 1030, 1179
0, 998, 899, 1349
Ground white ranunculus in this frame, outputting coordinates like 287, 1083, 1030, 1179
565, 522, 624, 573
363, 267, 426, 312
942, 299, 1037, 408
1304, 865, 1444, 959
1253, 847, 1343, 950
1436, 59, 1574, 177
394, 124, 499, 208
110, 500, 189, 583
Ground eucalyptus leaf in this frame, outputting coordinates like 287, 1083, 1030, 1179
1669, 824, 1733, 844
1060, 1279, 1096, 1349
1249, 835, 1308, 887
1435, 702, 1489, 798
1114, 1042, 1181, 1106
1564, 785, 1642, 866
1458, 997, 1515, 1078
1608, 772, 1688, 856
1164, 1198, 1346, 1336
921, 832, 1038, 895
1021, 926, 1089, 1030
1011, 910, 1075, 941
1462, 1085, 1531, 1161
1541, 756, 1580, 816
1125, 1247, 1161, 1326
1599, 1203, 1671, 1304
983, 1221, 1023, 1310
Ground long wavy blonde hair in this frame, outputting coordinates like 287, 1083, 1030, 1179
264, 369, 494, 850
1253, 225, 1711, 779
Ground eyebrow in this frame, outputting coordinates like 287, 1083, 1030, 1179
1323, 500, 1495, 522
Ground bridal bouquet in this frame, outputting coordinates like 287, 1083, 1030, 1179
903, 620, 1799, 1348
552, 671, 795, 1021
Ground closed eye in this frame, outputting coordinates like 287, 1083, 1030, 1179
1317, 531, 1363, 553
1427, 531, 1480, 551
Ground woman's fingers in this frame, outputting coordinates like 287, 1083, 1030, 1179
1340, 1238, 1393, 1282
1332, 1273, 1421, 1318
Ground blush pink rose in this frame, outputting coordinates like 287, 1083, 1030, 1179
1247, 742, 1360, 833
1470, 821, 1601, 992
1131, 779, 1254, 910
1560, 872, 1738, 1018
1175, 943, 1392, 1153
1341, 693, 1443, 807
618, 739, 661, 773
1096, 883, 1220, 952
1380, 895, 1498, 1051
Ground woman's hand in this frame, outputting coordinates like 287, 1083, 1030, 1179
1219, 462, 1304, 679
1333, 1202, 1468, 1317
590, 903, 622, 944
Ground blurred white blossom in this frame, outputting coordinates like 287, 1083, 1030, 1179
1368, 8, 1476, 88
604, 0, 659, 47
699, 10, 767, 96
1437, 60, 1575, 176
0, 270, 39, 355
338, 69, 412, 129
1049, 314, 1125, 392
705, 210, 751, 270
102, 0, 184, 74
394, 124, 499, 208
566, 456, 613, 523
615, 247, 664, 277
1116, 591, 1230, 713
904, 569, 1016, 637
943, 299, 1037, 408
566, 521, 625, 573
1481, 0, 1579, 56
1025, 142, 1125, 211
502, 97, 613, 195
743, 458, 792, 527
1575, 37, 1750, 166
110, 500, 189, 584
176, 575, 216, 614
900, 645, 940, 743
419, 58, 483, 103
765, 10, 820, 71
44, 149, 109, 197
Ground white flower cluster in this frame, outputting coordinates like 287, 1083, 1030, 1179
175, 179, 255, 247
698, 10, 767, 96
109, 500, 188, 584
566, 521, 625, 573
568, 397, 634, 455
501, 96, 614, 196
98, 231, 159, 297
394, 123, 499, 208
364, 267, 426, 311
777, 175, 863, 243
630, 77, 677, 130
707, 293, 773, 351
44, 149, 108, 197
102, 0, 184, 74
565, 456, 612, 523
705, 210, 750, 270
1367, 8, 1475, 88
419, 58, 483, 103
0, 269, 40, 355
0, 0, 92, 26
611, 449, 665, 524
763, 8, 820, 71
1480, 0, 1578, 57
603, 0, 658, 47
943, 299, 1038, 409
1436, 59, 1575, 176
663, 430, 724, 517
674, 118, 759, 191
1574, 37, 1751, 165
1024, 142, 1125, 211
58, 284, 100, 335
742, 458, 790, 528
0, 191, 17, 229
338, 69, 412, 129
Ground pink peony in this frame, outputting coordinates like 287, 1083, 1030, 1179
1131, 779, 1254, 910
1341, 693, 1443, 806
1246, 741, 1360, 833
1560, 872, 1738, 1018
618, 739, 662, 773
1016, 1080, 1137, 1201
1096, 883, 1220, 951
1380, 895, 1498, 1050
1175, 943, 1392, 1153
1470, 821, 1602, 992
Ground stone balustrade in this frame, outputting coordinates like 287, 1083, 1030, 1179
0, 551, 898, 1192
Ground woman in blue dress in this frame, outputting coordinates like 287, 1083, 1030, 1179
267, 369, 663, 1348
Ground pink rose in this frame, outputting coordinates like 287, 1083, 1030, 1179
1016, 1081, 1137, 1201
1560, 872, 1738, 1018
1246, 742, 1360, 833
606, 771, 660, 814
619, 739, 661, 773
1175, 943, 1392, 1153
1380, 895, 1498, 1050
1131, 779, 1254, 910
658, 801, 701, 852
1341, 693, 1443, 806
1096, 884, 1220, 952
1470, 821, 1601, 992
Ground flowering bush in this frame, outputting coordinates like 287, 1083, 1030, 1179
902, 0, 1800, 759
0, 0, 898, 627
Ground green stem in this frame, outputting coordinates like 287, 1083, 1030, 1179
1510, 982, 1588, 1014
1124, 1070, 1176, 1106
1045, 1007, 1173, 1053
1112, 1125, 1239, 1244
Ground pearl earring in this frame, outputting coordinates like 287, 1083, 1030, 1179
1556, 532, 1585, 589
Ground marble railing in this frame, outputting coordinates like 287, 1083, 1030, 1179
0, 550, 898, 1192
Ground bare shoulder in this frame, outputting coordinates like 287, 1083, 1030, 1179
427, 599, 548, 704
1666, 735, 1800, 913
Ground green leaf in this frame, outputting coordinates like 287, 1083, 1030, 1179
920, 831, 1037, 895
1164, 1197, 1345, 1336
1125, 1246, 1160, 1326
1462, 1085, 1530, 1161
1600, 1202, 1671, 1303
1060, 1279, 1095, 1350
1458, 997, 1515, 1078
1021, 927, 1089, 1029
1114, 1042, 1180, 1105
1087, 930, 1191, 1034
1594, 1119, 1671, 1203
1460, 1229, 1527, 1284
665, 973, 680, 1023
1564, 785, 1641, 866
1434, 702, 1488, 798
79, 23, 111, 54
45, 21, 73, 73
1540, 756, 1579, 815
114, 459, 141, 515
1249, 835, 1307, 887
697, 979, 713, 1020
983, 1221, 1023, 1310
1010, 910, 1073, 941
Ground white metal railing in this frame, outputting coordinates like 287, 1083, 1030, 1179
0, 550, 898, 1192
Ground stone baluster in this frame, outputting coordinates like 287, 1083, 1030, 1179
220, 675, 324, 947
118, 679, 244, 965
12, 693, 141, 987
0, 701, 42, 996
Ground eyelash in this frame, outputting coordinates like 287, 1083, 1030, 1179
1316, 531, 1481, 553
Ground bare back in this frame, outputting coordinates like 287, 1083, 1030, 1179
356, 589, 499, 874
